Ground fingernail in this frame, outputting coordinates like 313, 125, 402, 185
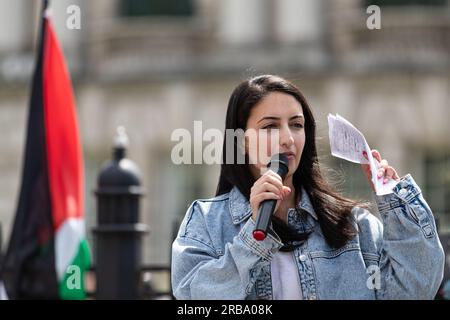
384, 178, 388, 184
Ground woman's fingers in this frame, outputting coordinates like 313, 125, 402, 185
377, 159, 388, 179
259, 174, 283, 192
370, 149, 389, 179
383, 166, 400, 183
383, 166, 394, 184
263, 171, 283, 186
253, 180, 291, 200
250, 171, 292, 221
362, 149, 401, 190
252, 192, 281, 203
256, 182, 283, 198
371, 149, 382, 162
252, 172, 281, 189
392, 170, 400, 180
250, 192, 283, 220
281, 186, 291, 196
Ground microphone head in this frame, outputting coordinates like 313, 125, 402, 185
267, 153, 289, 178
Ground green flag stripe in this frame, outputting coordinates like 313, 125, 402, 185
59, 239, 92, 299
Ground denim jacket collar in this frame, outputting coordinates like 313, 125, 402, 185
298, 188, 318, 221
229, 186, 318, 225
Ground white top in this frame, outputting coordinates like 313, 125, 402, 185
270, 251, 303, 300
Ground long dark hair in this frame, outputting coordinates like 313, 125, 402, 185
216, 75, 363, 248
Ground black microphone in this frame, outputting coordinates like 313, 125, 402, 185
253, 153, 289, 241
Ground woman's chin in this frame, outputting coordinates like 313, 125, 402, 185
288, 160, 299, 174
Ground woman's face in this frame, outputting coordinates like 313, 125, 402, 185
245, 92, 306, 179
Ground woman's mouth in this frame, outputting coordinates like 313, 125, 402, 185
282, 152, 296, 161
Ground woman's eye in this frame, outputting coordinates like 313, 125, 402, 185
262, 124, 277, 129
291, 123, 304, 128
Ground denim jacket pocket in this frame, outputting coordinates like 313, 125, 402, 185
309, 243, 361, 259
309, 243, 377, 299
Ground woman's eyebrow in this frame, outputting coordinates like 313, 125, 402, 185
257, 114, 304, 123
290, 115, 304, 121
257, 116, 279, 123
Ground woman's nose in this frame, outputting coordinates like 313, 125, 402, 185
280, 126, 294, 148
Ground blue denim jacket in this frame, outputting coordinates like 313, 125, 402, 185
171, 174, 445, 300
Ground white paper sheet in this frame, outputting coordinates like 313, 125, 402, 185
328, 113, 397, 196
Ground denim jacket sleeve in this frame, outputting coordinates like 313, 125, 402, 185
374, 174, 445, 299
171, 201, 283, 300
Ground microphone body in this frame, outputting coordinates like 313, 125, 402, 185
253, 154, 289, 241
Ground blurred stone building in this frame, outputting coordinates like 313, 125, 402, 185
0, 0, 449, 293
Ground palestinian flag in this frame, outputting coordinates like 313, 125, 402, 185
0, 1, 91, 299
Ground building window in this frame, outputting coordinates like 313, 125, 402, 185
424, 154, 450, 234
120, 0, 194, 17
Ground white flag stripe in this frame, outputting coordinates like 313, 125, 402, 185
55, 218, 85, 281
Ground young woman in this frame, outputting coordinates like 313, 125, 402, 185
171, 75, 445, 300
